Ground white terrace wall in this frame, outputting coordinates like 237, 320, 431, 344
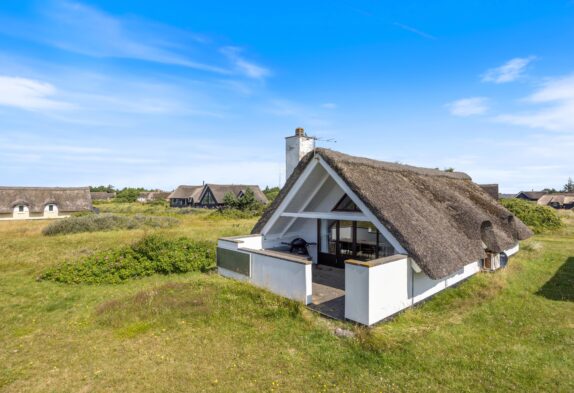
344, 244, 519, 325
217, 235, 312, 304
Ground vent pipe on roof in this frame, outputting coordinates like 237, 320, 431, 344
285, 127, 315, 181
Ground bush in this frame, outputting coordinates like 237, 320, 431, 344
42, 214, 178, 236
206, 208, 262, 220
501, 198, 562, 233
40, 234, 215, 284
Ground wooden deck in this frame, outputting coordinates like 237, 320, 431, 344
307, 265, 345, 320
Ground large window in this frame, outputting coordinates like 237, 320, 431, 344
201, 190, 216, 205
319, 219, 395, 266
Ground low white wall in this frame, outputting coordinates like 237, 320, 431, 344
345, 256, 410, 325
346, 256, 482, 325
250, 253, 312, 304
217, 235, 312, 304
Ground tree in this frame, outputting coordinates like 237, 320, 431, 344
90, 185, 115, 193
115, 187, 147, 203
222, 189, 262, 211
263, 186, 280, 202
563, 177, 574, 193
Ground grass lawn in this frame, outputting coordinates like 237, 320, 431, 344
0, 206, 572, 392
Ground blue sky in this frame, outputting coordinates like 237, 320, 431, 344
0, 0, 573, 192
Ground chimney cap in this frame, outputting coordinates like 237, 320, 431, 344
295, 127, 305, 137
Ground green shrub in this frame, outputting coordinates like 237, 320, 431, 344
206, 208, 262, 220
501, 198, 562, 233
42, 214, 178, 236
40, 234, 215, 284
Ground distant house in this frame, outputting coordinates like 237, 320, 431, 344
168, 185, 204, 207
515, 191, 547, 202
537, 193, 574, 209
169, 184, 268, 208
137, 191, 170, 203
0, 187, 93, 220
478, 184, 499, 200
90, 191, 116, 201
197, 184, 268, 208
216, 129, 532, 326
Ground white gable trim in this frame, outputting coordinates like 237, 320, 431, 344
278, 171, 330, 238
316, 156, 407, 254
260, 154, 407, 255
261, 157, 321, 234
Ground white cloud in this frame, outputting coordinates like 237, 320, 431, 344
0, 1, 271, 77
495, 74, 574, 132
393, 22, 436, 40
221, 47, 270, 79
482, 56, 535, 83
0, 76, 72, 110
446, 97, 488, 117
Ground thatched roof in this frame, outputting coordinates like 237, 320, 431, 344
202, 184, 268, 204
0, 187, 92, 213
515, 191, 547, 200
168, 185, 203, 200
139, 191, 170, 201
478, 184, 499, 200
90, 192, 116, 200
253, 149, 532, 280
537, 193, 574, 206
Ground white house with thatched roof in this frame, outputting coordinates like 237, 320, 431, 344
0, 187, 93, 221
217, 129, 532, 325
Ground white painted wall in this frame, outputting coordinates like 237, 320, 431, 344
345, 256, 410, 325
504, 243, 519, 257
12, 205, 29, 219
346, 257, 484, 325
43, 204, 59, 218
217, 236, 312, 304
285, 134, 315, 180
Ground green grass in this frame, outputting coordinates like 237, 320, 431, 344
0, 204, 572, 392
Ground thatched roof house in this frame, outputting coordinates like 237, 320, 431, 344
168, 185, 204, 207
200, 184, 268, 207
515, 191, 547, 201
478, 184, 499, 200
0, 187, 92, 220
90, 191, 116, 201
137, 191, 170, 203
537, 193, 574, 209
254, 149, 531, 280
169, 184, 268, 208
217, 129, 532, 326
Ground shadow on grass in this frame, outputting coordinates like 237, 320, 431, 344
536, 257, 574, 301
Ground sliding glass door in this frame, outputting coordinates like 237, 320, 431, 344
317, 219, 394, 268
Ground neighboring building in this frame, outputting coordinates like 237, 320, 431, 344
537, 193, 574, 209
90, 191, 116, 201
168, 185, 204, 207
137, 191, 170, 203
197, 184, 268, 208
169, 184, 268, 208
515, 191, 547, 202
0, 187, 93, 220
478, 184, 499, 200
216, 129, 532, 326
499, 193, 515, 199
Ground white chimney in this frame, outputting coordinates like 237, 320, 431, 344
285, 127, 315, 180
